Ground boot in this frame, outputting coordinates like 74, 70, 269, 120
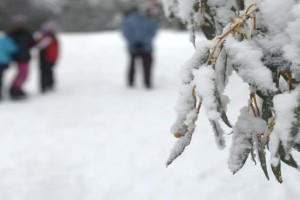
10, 88, 27, 100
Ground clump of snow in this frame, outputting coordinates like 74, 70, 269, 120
225, 36, 277, 92
171, 84, 196, 137
193, 66, 219, 120
270, 87, 300, 160
179, 39, 215, 84
193, 66, 226, 148
260, 0, 295, 34
167, 107, 198, 166
177, 0, 194, 21
283, 2, 300, 74
228, 107, 267, 173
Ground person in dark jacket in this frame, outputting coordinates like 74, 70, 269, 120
0, 32, 18, 100
122, 7, 157, 89
8, 15, 34, 99
35, 21, 59, 93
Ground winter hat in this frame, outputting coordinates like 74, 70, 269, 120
42, 20, 58, 33
10, 14, 28, 26
123, 1, 141, 15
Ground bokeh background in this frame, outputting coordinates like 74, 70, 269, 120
0, 0, 182, 32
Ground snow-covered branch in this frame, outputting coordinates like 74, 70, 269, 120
165, 0, 300, 183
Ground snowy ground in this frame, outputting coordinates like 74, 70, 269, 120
0, 31, 299, 200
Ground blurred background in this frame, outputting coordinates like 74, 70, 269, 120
0, 0, 182, 32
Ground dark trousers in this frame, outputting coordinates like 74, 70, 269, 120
0, 64, 9, 98
128, 52, 153, 88
40, 60, 55, 92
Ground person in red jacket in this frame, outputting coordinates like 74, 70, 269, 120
35, 21, 59, 93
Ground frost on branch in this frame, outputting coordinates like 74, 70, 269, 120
164, 0, 300, 183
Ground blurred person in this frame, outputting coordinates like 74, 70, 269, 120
35, 20, 59, 93
0, 31, 18, 100
7, 15, 34, 99
121, 7, 157, 89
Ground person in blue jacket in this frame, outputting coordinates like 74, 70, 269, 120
0, 32, 18, 100
122, 7, 157, 89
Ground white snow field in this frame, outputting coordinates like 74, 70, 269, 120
0, 31, 299, 200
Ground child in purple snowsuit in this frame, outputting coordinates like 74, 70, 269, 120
8, 15, 34, 99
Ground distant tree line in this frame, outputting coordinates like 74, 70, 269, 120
0, 0, 181, 32
0, 0, 54, 31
